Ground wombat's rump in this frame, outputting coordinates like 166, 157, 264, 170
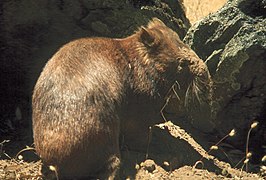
32, 18, 211, 179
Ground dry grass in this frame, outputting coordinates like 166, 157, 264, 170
182, 0, 228, 24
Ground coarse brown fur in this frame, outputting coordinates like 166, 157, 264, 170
32, 18, 212, 179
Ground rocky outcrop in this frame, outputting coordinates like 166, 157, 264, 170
0, 0, 190, 135
184, 0, 266, 165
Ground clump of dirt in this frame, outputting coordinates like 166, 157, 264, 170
137, 159, 264, 179
136, 160, 226, 180
0, 159, 42, 179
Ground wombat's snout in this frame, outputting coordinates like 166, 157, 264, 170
175, 56, 212, 106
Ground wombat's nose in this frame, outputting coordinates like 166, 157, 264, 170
189, 58, 209, 77
177, 59, 192, 72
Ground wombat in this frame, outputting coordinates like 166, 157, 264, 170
32, 18, 212, 179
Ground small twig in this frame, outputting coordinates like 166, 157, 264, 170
219, 147, 233, 165
245, 121, 258, 172
3, 152, 12, 159
172, 85, 180, 101
15, 146, 35, 159
160, 97, 171, 122
146, 126, 153, 159
234, 156, 245, 169
49, 165, 59, 180
160, 81, 181, 122
199, 129, 235, 162
193, 160, 204, 170
0, 140, 10, 157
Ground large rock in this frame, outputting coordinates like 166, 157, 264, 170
0, 0, 190, 135
184, 0, 266, 165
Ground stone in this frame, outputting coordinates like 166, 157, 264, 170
184, 0, 266, 164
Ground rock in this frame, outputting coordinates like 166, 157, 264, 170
184, 0, 266, 164
140, 159, 156, 173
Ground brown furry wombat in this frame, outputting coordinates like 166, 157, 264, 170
32, 18, 211, 179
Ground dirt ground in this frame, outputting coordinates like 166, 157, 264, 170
0, 159, 262, 180
0, 121, 264, 179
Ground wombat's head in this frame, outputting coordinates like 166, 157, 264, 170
137, 18, 212, 106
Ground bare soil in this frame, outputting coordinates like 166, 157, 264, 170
0, 121, 263, 179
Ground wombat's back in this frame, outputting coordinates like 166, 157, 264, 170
32, 38, 124, 178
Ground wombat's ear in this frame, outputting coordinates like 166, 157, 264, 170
147, 18, 166, 29
140, 27, 158, 47
151, 18, 166, 26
